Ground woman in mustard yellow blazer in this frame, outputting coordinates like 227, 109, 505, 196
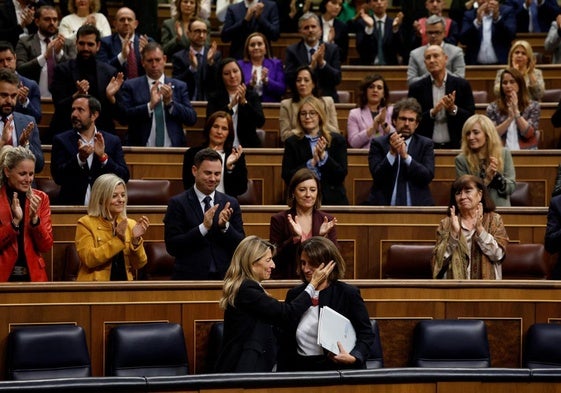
75, 174, 149, 281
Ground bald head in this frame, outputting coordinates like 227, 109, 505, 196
114, 7, 138, 38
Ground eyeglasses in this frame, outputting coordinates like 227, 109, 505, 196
299, 110, 318, 118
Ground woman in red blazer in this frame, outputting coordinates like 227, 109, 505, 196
0, 146, 53, 282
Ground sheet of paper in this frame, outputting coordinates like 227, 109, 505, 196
317, 306, 356, 355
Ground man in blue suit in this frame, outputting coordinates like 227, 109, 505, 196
164, 148, 245, 280
0, 43, 42, 124
221, 0, 280, 59
117, 42, 196, 147
50, 95, 129, 205
0, 68, 44, 174
98, 7, 150, 79
367, 97, 435, 206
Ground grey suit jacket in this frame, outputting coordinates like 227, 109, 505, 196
407, 43, 465, 86
15, 34, 76, 84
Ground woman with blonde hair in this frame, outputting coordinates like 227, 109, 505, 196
282, 95, 348, 205
487, 68, 540, 150
215, 235, 334, 372
59, 0, 111, 39
75, 174, 150, 281
0, 146, 52, 282
455, 114, 516, 206
493, 40, 544, 101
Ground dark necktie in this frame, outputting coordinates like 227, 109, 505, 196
395, 156, 407, 206
377, 20, 385, 65
203, 195, 212, 212
152, 81, 165, 147
195, 52, 203, 101
127, 41, 138, 79
45, 37, 56, 87
309, 48, 315, 63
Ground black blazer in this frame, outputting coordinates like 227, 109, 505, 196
284, 41, 342, 102
163, 187, 245, 280
355, 16, 403, 65
367, 133, 435, 206
182, 145, 248, 196
172, 47, 222, 101
48, 59, 117, 142
278, 280, 375, 371
215, 279, 313, 373
50, 129, 130, 205
206, 89, 265, 148
282, 132, 349, 205
407, 73, 475, 149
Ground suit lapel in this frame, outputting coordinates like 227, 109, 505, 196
32, 36, 42, 57
187, 188, 205, 221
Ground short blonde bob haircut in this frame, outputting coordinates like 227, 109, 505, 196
87, 173, 127, 220
69, 0, 100, 14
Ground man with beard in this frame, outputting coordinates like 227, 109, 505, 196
50, 94, 129, 205
0, 43, 42, 123
367, 97, 435, 206
164, 148, 245, 280
0, 68, 43, 173
48, 24, 123, 144
15, 5, 76, 98
284, 12, 341, 102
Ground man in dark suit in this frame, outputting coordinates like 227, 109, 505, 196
0, 68, 44, 173
50, 95, 129, 205
221, 0, 280, 60
15, 5, 76, 98
164, 148, 245, 280
117, 42, 196, 147
512, 0, 560, 33
98, 7, 150, 80
0, 43, 41, 123
172, 18, 221, 101
355, 0, 404, 65
367, 97, 434, 206
285, 12, 341, 102
0, 0, 50, 48
48, 24, 122, 144
460, 0, 516, 64
408, 44, 475, 149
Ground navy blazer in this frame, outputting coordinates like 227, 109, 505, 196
164, 187, 245, 280
215, 279, 312, 373
355, 17, 403, 65
278, 280, 375, 371
238, 58, 286, 102
367, 133, 435, 206
284, 41, 341, 102
10, 112, 44, 174
513, 0, 560, 33
172, 47, 222, 101
48, 59, 117, 143
50, 129, 130, 205
460, 4, 517, 64
98, 33, 151, 78
221, 0, 280, 59
117, 76, 197, 147
282, 132, 349, 205
16, 74, 42, 123
408, 73, 475, 148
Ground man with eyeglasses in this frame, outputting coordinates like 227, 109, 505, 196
172, 18, 222, 101
407, 15, 465, 86
408, 44, 474, 149
367, 97, 434, 206
98, 7, 153, 79
413, 0, 459, 47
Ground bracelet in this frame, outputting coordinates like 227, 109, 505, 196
98, 153, 108, 163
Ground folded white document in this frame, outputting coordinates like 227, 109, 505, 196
317, 306, 356, 355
